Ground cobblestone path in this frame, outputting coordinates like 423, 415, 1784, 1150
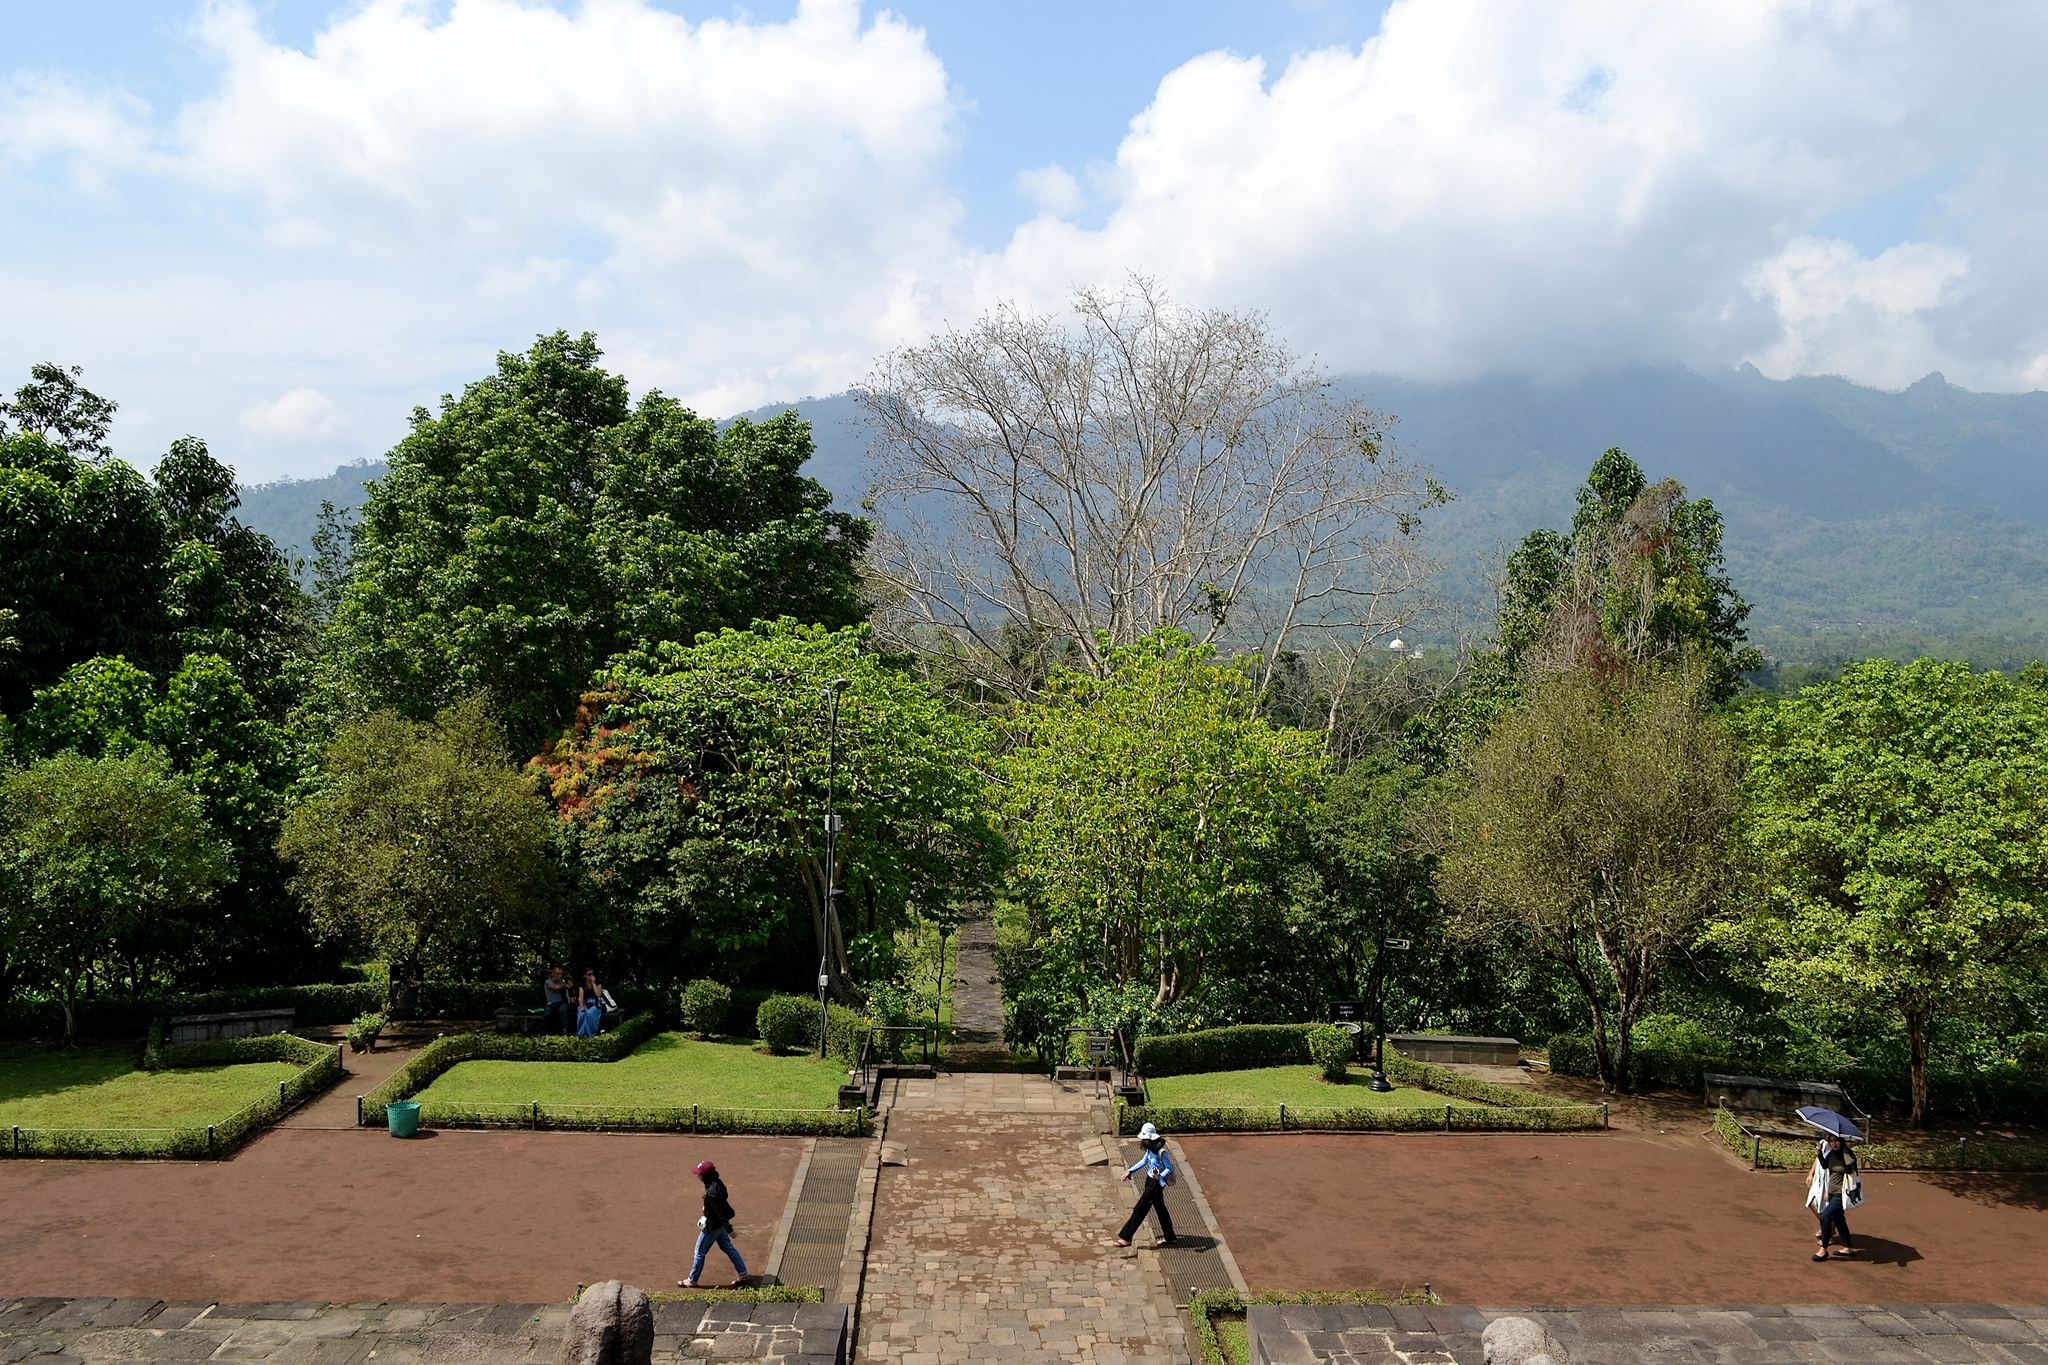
857, 1076, 1190, 1365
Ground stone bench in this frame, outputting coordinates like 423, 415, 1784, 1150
166, 1008, 294, 1044
1705, 1071, 1854, 1117
1387, 1033, 1520, 1066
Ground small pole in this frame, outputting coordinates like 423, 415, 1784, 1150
279, 1080, 287, 1110
1960, 1135, 1968, 1169
1444, 1104, 1451, 1133
356, 1096, 363, 1127
207, 1125, 216, 1158
1602, 1103, 1609, 1131
11, 1125, 17, 1154
1753, 1134, 1760, 1169
533, 1101, 539, 1130
693, 1103, 699, 1134
1279, 1103, 1286, 1132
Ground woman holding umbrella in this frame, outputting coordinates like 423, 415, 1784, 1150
1800, 1106, 1863, 1261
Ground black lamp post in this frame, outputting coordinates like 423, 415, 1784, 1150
817, 678, 850, 1054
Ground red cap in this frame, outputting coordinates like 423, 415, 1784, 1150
692, 1161, 717, 1177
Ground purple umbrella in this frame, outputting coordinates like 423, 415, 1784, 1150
1797, 1106, 1864, 1141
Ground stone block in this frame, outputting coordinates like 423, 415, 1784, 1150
1484, 1318, 1552, 1365
554, 1282, 654, 1365
1246, 1307, 1313, 1365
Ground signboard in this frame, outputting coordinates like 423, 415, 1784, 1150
1383, 938, 1411, 951
1330, 1000, 1366, 1023
1085, 1035, 1111, 1057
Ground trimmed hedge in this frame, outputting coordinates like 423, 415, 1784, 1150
1382, 1052, 1574, 1110
4, 982, 385, 1041
1134, 1024, 1319, 1078
757, 995, 812, 1053
680, 980, 732, 1036
358, 1013, 662, 1122
1308, 1026, 1353, 1082
2, 1031, 344, 1160
412, 1099, 870, 1137
1118, 1100, 1604, 1134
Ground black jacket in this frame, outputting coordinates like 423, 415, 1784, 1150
702, 1177, 736, 1233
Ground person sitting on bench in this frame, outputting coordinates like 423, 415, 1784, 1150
542, 965, 575, 1035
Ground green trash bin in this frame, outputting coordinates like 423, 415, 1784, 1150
386, 1100, 422, 1138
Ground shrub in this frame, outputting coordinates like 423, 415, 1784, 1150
347, 1011, 387, 1054
1545, 1032, 1599, 1078
680, 980, 732, 1037
756, 995, 814, 1054
1307, 1025, 1353, 1082
358, 1013, 660, 1122
1134, 1024, 1319, 1077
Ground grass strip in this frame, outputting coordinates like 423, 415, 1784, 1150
1186, 1289, 1438, 1365
360, 1013, 661, 1121
1120, 1101, 1603, 1134
646, 1285, 824, 1305
414, 1098, 868, 1137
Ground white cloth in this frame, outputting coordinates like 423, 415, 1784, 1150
1805, 1158, 1828, 1212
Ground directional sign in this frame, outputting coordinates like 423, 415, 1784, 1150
1085, 1035, 1111, 1057
1383, 938, 1412, 951
1330, 1000, 1367, 1023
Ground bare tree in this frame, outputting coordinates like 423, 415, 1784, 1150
859, 277, 1449, 697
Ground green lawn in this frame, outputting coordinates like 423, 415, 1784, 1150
414, 1032, 844, 1110
0, 1041, 299, 1130
1144, 1064, 1482, 1109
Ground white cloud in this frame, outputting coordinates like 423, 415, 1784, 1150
1016, 164, 1084, 216
4, 0, 2048, 487
978, 0, 2048, 390
240, 387, 342, 442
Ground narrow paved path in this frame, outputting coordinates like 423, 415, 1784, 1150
944, 918, 1009, 1068
857, 1074, 1191, 1365
275, 1039, 416, 1129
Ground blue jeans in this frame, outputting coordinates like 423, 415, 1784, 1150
577, 1003, 602, 1037
545, 1000, 573, 1035
690, 1225, 747, 1282
1818, 1195, 1851, 1248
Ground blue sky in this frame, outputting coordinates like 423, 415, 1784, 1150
2, 1, 2044, 482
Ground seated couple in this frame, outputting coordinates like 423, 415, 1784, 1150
542, 966, 619, 1037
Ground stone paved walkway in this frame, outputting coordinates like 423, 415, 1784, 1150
944, 920, 1009, 1069
855, 1075, 1190, 1365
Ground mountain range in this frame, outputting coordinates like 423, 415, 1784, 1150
236, 366, 2048, 672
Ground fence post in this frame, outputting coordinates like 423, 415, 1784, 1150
1960, 1135, 1968, 1170
1753, 1134, 1760, 1169
1278, 1103, 1286, 1132
1602, 1103, 1609, 1131
11, 1125, 17, 1154
693, 1103, 699, 1135
356, 1095, 363, 1127
279, 1080, 287, 1111
207, 1125, 216, 1158
1444, 1104, 1451, 1133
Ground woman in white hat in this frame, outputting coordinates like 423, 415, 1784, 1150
1113, 1122, 1178, 1248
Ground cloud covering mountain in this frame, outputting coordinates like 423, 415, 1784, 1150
3, 0, 2046, 484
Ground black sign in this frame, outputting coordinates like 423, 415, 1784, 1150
1330, 1000, 1366, 1023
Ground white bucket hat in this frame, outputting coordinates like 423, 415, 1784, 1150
1137, 1122, 1161, 1141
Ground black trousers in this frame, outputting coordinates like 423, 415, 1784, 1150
1119, 1177, 1175, 1243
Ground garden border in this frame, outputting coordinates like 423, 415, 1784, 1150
1711, 1105, 2048, 1172
358, 1015, 869, 1137
2, 1032, 344, 1160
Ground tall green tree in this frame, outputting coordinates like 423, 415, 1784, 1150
1416, 448, 1758, 765
998, 629, 1325, 1036
0, 746, 230, 1043
276, 695, 550, 1012
1718, 658, 2048, 1124
1426, 657, 1742, 1090
324, 332, 871, 755
533, 620, 997, 995
19, 653, 308, 987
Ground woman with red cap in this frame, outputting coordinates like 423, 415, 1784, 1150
680, 1160, 751, 1288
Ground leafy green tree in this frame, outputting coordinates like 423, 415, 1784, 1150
276, 695, 550, 1012
1290, 753, 1439, 1058
0, 746, 229, 1043
998, 629, 1325, 1033
1718, 658, 2048, 1124
19, 653, 307, 986
1425, 657, 1742, 1090
0, 432, 171, 714
533, 619, 996, 995
1414, 448, 1758, 766
324, 332, 871, 755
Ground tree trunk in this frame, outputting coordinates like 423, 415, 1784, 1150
1907, 1008, 1930, 1128
59, 975, 79, 1048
